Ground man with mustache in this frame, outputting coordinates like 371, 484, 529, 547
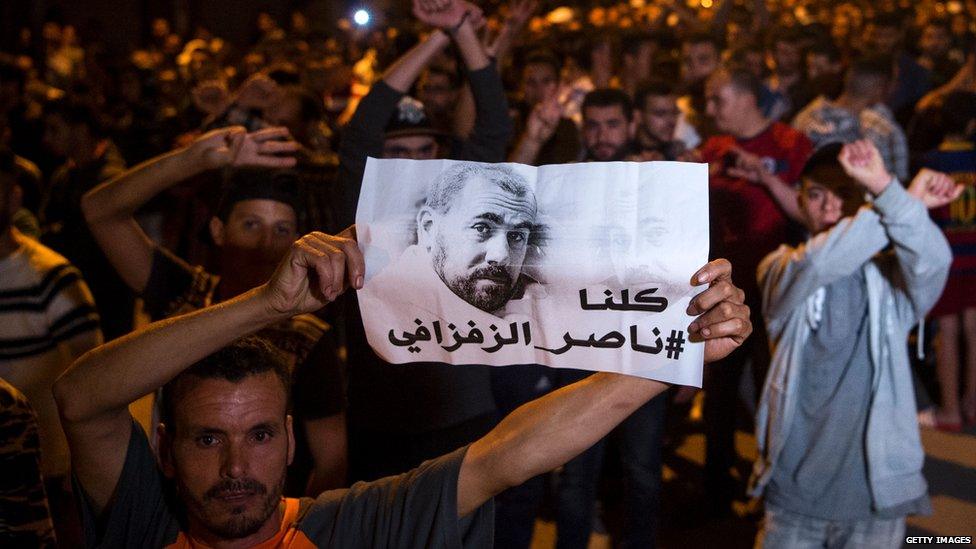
52, 229, 752, 548
417, 163, 536, 315
81, 126, 349, 495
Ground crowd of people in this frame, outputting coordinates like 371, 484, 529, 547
1, 0, 974, 547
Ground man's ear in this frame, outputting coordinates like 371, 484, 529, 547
209, 216, 225, 246
628, 115, 638, 141
416, 207, 436, 251
966, 118, 976, 137
157, 423, 176, 478
286, 414, 295, 466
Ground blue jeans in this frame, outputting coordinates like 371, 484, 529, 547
757, 505, 906, 549
555, 391, 667, 549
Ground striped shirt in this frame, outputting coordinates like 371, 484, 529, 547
0, 232, 102, 477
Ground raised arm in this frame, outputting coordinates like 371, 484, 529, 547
53, 230, 364, 515
457, 259, 751, 515
81, 127, 298, 292
882, 168, 959, 319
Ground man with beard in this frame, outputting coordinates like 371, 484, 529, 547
81, 126, 349, 496
52, 228, 752, 548
366, 163, 537, 320
580, 88, 636, 162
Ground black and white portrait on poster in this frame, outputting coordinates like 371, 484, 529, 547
355, 157, 709, 386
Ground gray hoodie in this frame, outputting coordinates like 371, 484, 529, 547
748, 181, 951, 511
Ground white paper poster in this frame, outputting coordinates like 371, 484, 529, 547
355, 157, 709, 386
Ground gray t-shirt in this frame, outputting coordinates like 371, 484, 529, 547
75, 419, 493, 548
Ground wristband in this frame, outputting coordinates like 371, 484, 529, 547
449, 11, 470, 34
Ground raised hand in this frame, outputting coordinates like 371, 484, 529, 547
908, 168, 966, 209
235, 73, 282, 111
413, 0, 482, 30
686, 259, 752, 364
233, 127, 301, 167
838, 139, 892, 195
262, 228, 365, 316
188, 126, 299, 170
524, 95, 561, 144
191, 80, 229, 116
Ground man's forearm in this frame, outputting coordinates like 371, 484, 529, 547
82, 146, 203, 225
451, 20, 490, 72
459, 372, 666, 515
762, 174, 803, 223
383, 30, 451, 93
54, 286, 285, 426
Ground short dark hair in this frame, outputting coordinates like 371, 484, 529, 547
159, 336, 291, 430
844, 57, 893, 96
807, 40, 842, 63
43, 98, 107, 138
582, 88, 633, 120
523, 50, 562, 78
800, 142, 865, 212
635, 79, 677, 110
717, 65, 763, 102
684, 32, 723, 53
621, 31, 655, 58
870, 12, 904, 31
215, 168, 303, 223
769, 27, 803, 48
924, 18, 951, 33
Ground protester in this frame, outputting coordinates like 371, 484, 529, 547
699, 64, 813, 517
793, 57, 909, 181
336, 0, 513, 485
749, 140, 958, 547
81, 127, 348, 495
0, 1, 973, 546
0, 147, 102, 544
919, 93, 976, 431
52, 225, 751, 547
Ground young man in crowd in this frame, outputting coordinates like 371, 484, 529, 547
39, 98, 133, 340
865, 12, 932, 124
918, 92, 976, 430
750, 140, 958, 547
81, 127, 348, 495
543, 87, 669, 548
0, 148, 102, 544
699, 64, 813, 517
508, 50, 581, 165
634, 79, 698, 161
793, 57, 909, 181
336, 0, 513, 484
764, 28, 812, 122
52, 226, 752, 547
677, 32, 723, 145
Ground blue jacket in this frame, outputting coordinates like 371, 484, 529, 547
748, 181, 951, 511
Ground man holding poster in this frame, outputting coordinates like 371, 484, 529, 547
356, 150, 709, 547
356, 157, 709, 384
53, 226, 752, 548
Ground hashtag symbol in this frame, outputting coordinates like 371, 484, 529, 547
665, 330, 685, 359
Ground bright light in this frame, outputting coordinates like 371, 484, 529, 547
353, 9, 370, 26
701, 0, 712, 7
